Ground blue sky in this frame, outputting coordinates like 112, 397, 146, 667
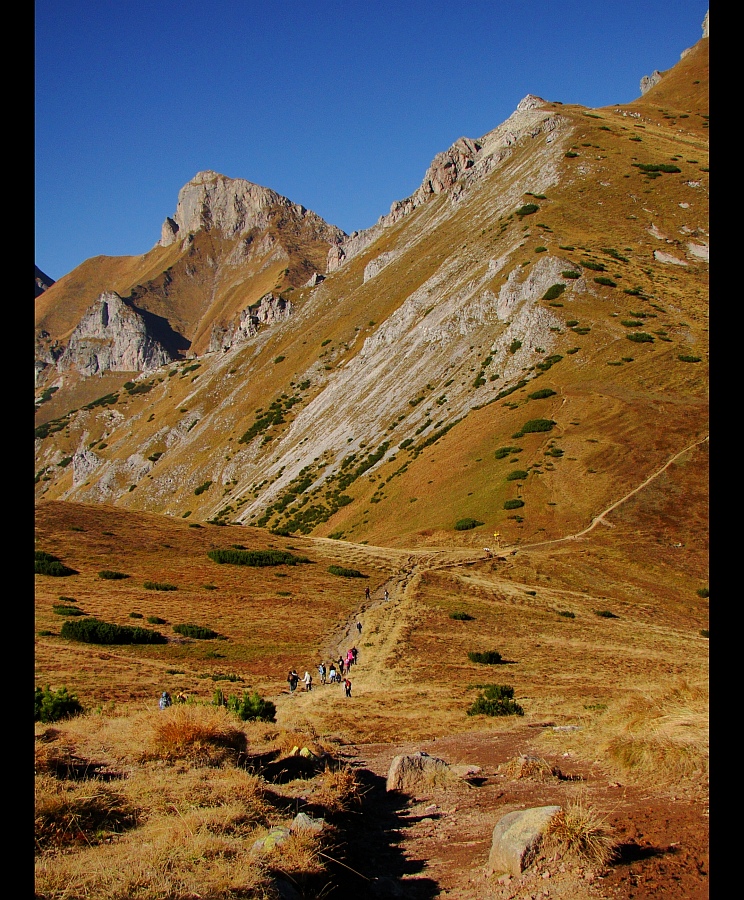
35, 1, 709, 282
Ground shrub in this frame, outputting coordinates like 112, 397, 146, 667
208, 548, 310, 566
506, 470, 528, 481
173, 623, 219, 639
144, 581, 178, 591
53, 604, 84, 616
520, 418, 556, 433
594, 276, 617, 287
509, 339, 522, 354
565, 151, 579, 158
455, 518, 484, 531
632, 162, 681, 174
194, 480, 213, 495
503, 499, 525, 510
35, 552, 77, 577
699, 629, 709, 638
35, 685, 83, 723
529, 388, 557, 400
147, 616, 167, 625
558, 610, 575, 618
467, 684, 523, 717
562, 270, 581, 279
226, 691, 277, 722
626, 332, 654, 343
535, 246, 547, 253
61, 618, 166, 644
495, 446, 522, 459
516, 203, 539, 217
594, 609, 619, 619
542, 284, 566, 302
696, 587, 709, 598
468, 650, 503, 665
328, 565, 367, 578
450, 611, 474, 621
98, 570, 129, 580
678, 355, 702, 363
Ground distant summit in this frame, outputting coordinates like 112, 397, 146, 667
35, 265, 55, 298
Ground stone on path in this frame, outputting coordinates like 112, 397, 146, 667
487, 805, 561, 877
386, 750, 451, 792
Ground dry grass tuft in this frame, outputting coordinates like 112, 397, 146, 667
311, 765, 362, 813
144, 704, 248, 764
498, 754, 561, 781
543, 799, 616, 869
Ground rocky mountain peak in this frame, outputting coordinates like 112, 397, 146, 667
159, 170, 344, 249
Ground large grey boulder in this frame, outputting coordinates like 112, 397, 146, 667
386, 750, 451, 793
487, 805, 561, 877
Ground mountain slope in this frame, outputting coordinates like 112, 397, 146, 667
34, 31, 707, 553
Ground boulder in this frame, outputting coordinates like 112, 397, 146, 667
386, 750, 450, 793
487, 805, 561, 877
291, 812, 325, 834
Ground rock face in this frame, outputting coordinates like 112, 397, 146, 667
640, 70, 663, 95
158, 170, 344, 250
57, 291, 173, 376
208, 292, 294, 352
386, 751, 451, 792
487, 806, 562, 877
35, 265, 55, 298
328, 95, 567, 273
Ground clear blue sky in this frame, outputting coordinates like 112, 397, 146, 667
35, 1, 709, 282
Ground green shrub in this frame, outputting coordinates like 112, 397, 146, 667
699, 629, 709, 638
207, 549, 310, 566
528, 388, 556, 400
450, 611, 474, 621
558, 610, 575, 618
495, 446, 522, 459
594, 277, 617, 287
274, 356, 285, 364
173, 623, 219, 639
520, 418, 556, 434
678, 355, 702, 363
696, 587, 709, 598
468, 650, 503, 665
35, 685, 83, 723
581, 260, 605, 271
98, 570, 129, 580
194, 480, 213, 495
535, 246, 547, 253
225, 691, 277, 722
565, 151, 579, 158
594, 610, 619, 619
503, 499, 525, 510
542, 284, 566, 302
506, 470, 528, 481
562, 270, 580, 279
144, 581, 178, 591
328, 565, 367, 578
147, 616, 167, 625
626, 332, 654, 343
53, 604, 84, 616
467, 684, 524, 717
620, 320, 643, 328
516, 203, 539, 217
455, 518, 484, 531
61, 618, 166, 644
632, 163, 681, 174
35, 551, 78, 577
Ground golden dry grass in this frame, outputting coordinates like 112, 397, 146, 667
543, 798, 617, 869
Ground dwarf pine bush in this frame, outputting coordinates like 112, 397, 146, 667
455, 518, 484, 531
173, 623, 219, 639
61, 618, 167, 644
468, 650, 503, 665
328, 565, 367, 578
34, 685, 83, 723
467, 684, 524, 717
226, 691, 277, 722
208, 548, 310, 566
35, 551, 77, 577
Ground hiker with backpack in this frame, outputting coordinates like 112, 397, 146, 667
159, 691, 172, 709
287, 670, 299, 693
303, 670, 313, 692
344, 678, 352, 698
318, 662, 326, 684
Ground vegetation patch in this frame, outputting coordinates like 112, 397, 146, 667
61, 618, 167, 644
495, 446, 522, 459
528, 388, 556, 400
506, 470, 528, 481
594, 609, 619, 619
515, 203, 539, 217
173, 623, 220, 639
626, 332, 655, 343
98, 570, 129, 580
208, 548, 311, 566
468, 650, 503, 665
35, 551, 77, 577
144, 581, 178, 591
467, 684, 523, 717
328, 565, 367, 578
455, 518, 484, 531
515, 418, 556, 436
34, 685, 83, 723
53, 604, 84, 616
678, 354, 702, 363
450, 611, 474, 621
503, 499, 525, 510
542, 284, 566, 302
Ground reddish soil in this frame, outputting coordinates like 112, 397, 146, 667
322, 727, 708, 900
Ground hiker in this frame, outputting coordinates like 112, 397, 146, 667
356, 621, 362, 634
303, 670, 313, 692
175, 691, 189, 704
346, 649, 354, 670
287, 670, 299, 693
365, 586, 370, 601
338, 655, 346, 676
159, 691, 172, 710
344, 678, 352, 698
329, 663, 337, 683
351, 646, 358, 664
318, 662, 326, 684
384, 589, 389, 602
484, 547, 493, 559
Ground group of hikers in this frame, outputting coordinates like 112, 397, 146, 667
287, 640, 361, 698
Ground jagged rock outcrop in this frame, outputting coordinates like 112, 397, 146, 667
158, 170, 345, 252
57, 291, 173, 376
35, 265, 55, 298
640, 70, 663, 94
208, 292, 294, 352
328, 95, 567, 272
